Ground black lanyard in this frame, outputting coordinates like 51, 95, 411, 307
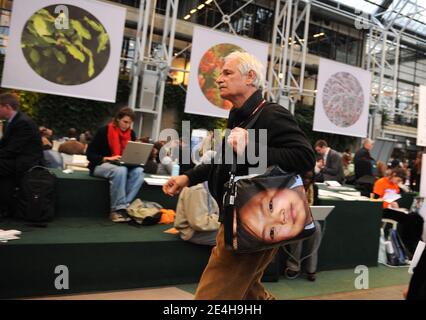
236, 99, 266, 128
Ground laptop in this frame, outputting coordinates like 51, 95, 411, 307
310, 206, 335, 221
109, 141, 153, 167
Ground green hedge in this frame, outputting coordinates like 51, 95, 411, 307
294, 103, 357, 151
164, 83, 227, 134
31, 78, 130, 137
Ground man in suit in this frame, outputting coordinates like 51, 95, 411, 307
314, 140, 344, 183
0, 93, 43, 216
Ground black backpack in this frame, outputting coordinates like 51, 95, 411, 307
16, 166, 57, 223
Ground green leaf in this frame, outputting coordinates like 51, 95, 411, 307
97, 32, 109, 53
42, 36, 56, 44
84, 16, 104, 33
57, 36, 71, 46
42, 48, 53, 57
74, 40, 95, 78
29, 48, 40, 64
53, 48, 67, 64
70, 20, 91, 40
22, 28, 53, 48
88, 55, 95, 77
21, 32, 39, 47
33, 15, 52, 36
27, 22, 39, 37
65, 44, 85, 63
37, 9, 55, 22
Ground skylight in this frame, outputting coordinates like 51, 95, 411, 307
330, 0, 384, 15
330, 0, 426, 37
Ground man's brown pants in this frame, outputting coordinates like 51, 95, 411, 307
194, 225, 279, 300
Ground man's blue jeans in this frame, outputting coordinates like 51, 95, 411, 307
93, 162, 144, 212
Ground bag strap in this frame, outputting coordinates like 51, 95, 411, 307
203, 181, 212, 215
230, 100, 266, 175
224, 100, 267, 248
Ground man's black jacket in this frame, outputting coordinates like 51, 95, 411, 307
184, 90, 315, 219
0, 111, 43, 177
354, 147, 375, 179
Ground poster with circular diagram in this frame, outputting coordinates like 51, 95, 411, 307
313, 58, 372, 138
185, 26, 269, 118
1, 0, 126, 102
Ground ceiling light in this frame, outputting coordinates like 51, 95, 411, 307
313, 32, 325, 38
184, 14, 191, 20
205, 0, 213, 4
190, 9, 197, 14
198, 4, 205, 10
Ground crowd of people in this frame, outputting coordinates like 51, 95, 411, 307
313, 137, 423, 197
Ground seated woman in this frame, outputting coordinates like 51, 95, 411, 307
373, 167, 422, 257
86, 107, 144, 222
373, 167, 407, 209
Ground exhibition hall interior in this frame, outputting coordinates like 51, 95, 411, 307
1, 0, 426, 300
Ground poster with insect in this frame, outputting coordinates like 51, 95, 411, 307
1, 0, 126, 102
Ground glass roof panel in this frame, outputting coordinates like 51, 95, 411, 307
382, 1, 426, 36
330, 0, 385, 15
330, 0, 426, 37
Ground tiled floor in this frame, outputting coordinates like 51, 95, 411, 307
300, 285, 406, 300
28, 284, 406, 300
28, 287, 194, 300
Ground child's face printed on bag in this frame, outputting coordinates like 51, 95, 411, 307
238, 187, 307, 243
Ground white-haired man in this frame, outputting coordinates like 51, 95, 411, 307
354, 138, 377, 179
163, 51, 315, 299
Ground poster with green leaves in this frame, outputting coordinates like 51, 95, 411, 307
1, 0, 126, 102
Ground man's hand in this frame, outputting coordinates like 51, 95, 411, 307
315, 160, 324, 174
403, 287, 408, 299
163, 175, 189, 196
227, 127, 248, 155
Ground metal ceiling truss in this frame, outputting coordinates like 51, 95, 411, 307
129, 0, 262, 139
310, 0, 424, 139
128, 0, 424, 140
268, 0, 312, 114
366, 0, 423, 137
171, 0, 257, 89
129, 0, 178, 140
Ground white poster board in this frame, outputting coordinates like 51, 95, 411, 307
184, 26, 269, 118
417, 85, 426, 147
420, 153, 426, 241
1, 0, 126, 102
313, 58, 372, 137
